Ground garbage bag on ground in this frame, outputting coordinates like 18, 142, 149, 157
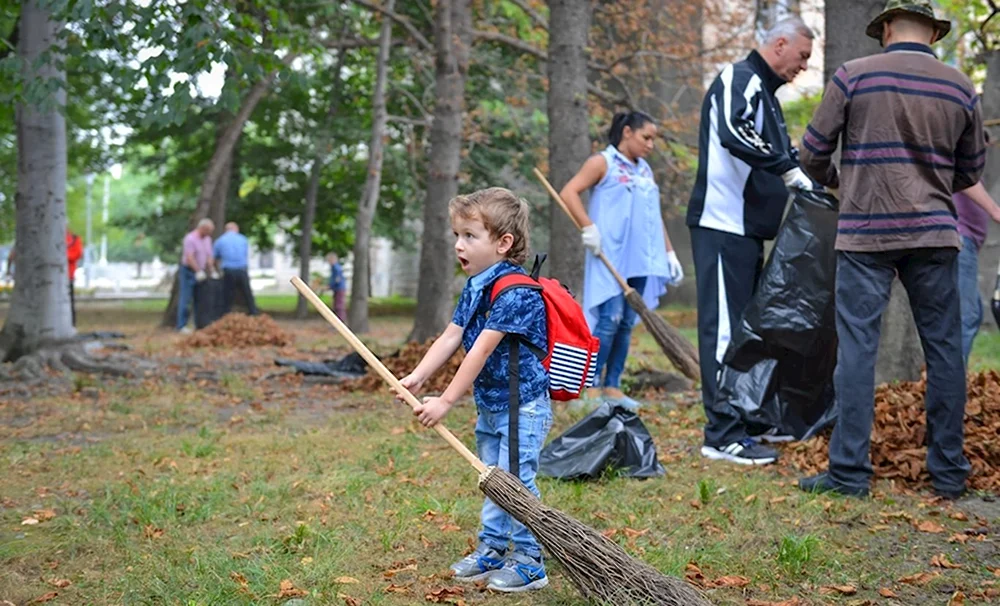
709, 189, 840, 440
194, 277, 226, 329
274, 352, 367, 379
538, 402, 665, 480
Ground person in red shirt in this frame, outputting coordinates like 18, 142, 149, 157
66, 229, 83, 327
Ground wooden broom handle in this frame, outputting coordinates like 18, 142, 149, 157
532, 167, 634, 294
290, 276, 487, 473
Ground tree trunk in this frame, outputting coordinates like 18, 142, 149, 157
0, 1, 73, 362
349, 0, 395, 333
160, 56, 293, 327
976, 50, 1000, 309
546, 0, 592, 296
408, 0, 471, 343
823, 0, 924, 384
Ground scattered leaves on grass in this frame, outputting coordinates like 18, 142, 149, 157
819, 584, 857, 595
338, 594, 361, 606
878, 588, 898, 598
746, 599, 801, 606
143, 524, 164, 539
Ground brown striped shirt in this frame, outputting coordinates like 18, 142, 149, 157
800, 42, 984, 252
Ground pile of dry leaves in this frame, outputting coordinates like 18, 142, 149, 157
345, 340, 464, 395
186, 314, 292, 348
785, 370, 1000, 492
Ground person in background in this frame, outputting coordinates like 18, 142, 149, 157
66, 229, 83, 327
213, 222, 258, 316
687, 17, 816, 465
559, 111, 684, 410
327, 252, 347, 320
953, 173, 1000, 366
176, 218, 216, 334
797, 0, 984, 499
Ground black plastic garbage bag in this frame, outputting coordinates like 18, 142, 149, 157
710, 190, 840, 440
274, 352, 368, 379
194, 277, 226, 329
538, 402, 665, 480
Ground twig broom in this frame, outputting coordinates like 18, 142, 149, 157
290, 276, 711, 606
533, 167, 701, 382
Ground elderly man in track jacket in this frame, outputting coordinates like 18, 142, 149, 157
687, 16, 816, 466
798, 0, 984, 499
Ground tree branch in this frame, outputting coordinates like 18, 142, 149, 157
473, 30, 548, 61
351, 0, 432, 51
387, 114, 429, 126
507, 0, 548, 30
322, 36, 408, 50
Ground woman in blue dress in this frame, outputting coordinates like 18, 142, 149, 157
560, 111, 684, 408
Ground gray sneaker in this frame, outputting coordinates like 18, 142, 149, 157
450, 544, 507, 582
486, 552, 549, 593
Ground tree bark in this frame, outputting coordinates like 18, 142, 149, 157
976, 50, 1000, 309
295, 38, 351, 320
0, 1, 73, 362
160, 55, 294, 327
408, 0, 471, 342
822, 0, 924, 384
546, 0, 592, 296
349, 0, 396, 333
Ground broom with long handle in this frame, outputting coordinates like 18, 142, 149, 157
533, 167, 701, 382
290, 276, 711, 606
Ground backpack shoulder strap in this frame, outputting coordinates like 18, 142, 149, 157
488, 273, 541, 306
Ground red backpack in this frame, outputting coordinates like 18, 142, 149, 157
488, 254, 600, 401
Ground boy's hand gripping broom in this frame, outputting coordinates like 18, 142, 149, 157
290, 276, 711, 606
533, 167, 701, 382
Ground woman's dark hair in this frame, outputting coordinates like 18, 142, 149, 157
608, 111, 655, 147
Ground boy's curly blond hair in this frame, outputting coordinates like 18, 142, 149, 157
448, 187, 530, 264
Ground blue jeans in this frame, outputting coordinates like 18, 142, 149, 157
476, 395, 553, 558
176, 266, 197, 330
592, 276, 647, 388
958, 236, 982, 367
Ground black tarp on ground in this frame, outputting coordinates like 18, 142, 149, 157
709, 190, 840, 440
538, 402, 665, 480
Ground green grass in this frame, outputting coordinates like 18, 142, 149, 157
0, 310, 997, 605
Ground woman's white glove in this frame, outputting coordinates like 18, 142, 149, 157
195, 270, 207, 282
581, 224, 601, 255
666, 251, 684, 285
781, 167, 812, 190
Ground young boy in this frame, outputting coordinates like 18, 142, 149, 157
399, 187, 552, 592
326, 253, 346, 320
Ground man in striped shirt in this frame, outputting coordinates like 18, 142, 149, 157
798, 0, 984, 500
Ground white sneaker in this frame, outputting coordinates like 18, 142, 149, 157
701, 439, 778, 465
179, 326, 194, 335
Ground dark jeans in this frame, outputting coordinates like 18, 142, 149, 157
690, 227, 764, 447
176, 266, 197, 330
829, 248, 969, 494
223, 268, 258, 315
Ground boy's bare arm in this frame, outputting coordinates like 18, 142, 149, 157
413, 329, 506, 427
398, 323, 464, 396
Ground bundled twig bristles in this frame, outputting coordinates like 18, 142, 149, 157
479, 466, 712, 606
626, 290, 701, 382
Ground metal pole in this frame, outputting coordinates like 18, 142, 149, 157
100, 173, 109, 266
85, 173, 95, 288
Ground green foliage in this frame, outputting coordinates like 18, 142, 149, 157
782, 93, 823, 144
777, 534, 820, 575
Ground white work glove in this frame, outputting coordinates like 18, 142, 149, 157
666, 251, 684, 285
195, 270, 207, 282
581, 224, 602, 256
210, 270, 221, 280
781, 167, 813, 191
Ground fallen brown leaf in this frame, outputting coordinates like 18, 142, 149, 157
230, 572, 249, 587
28, 593, 58, 604
712, 575, 750, 588
948, 591, 965, 605
899, 571, 940, 586
948, 511, 968, 521
34, 509, 57, 521
948, 533, 969, 544
425, 585, 465, 603
931, 553, 962, 569
143, 525, 165, 539
47, 579, 71, 588
684, 562, 708, 588
917, 520, 946, 533
746, 599, 801, 606
383, 583, 411, 594
338, 593, 361, 606
878, 587, 898, 598
276, 579, 308, 598
438, 523, 461, 532
334, 576, 360, 584
820, 584, 857, 595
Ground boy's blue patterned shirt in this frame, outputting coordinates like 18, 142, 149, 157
451, 260, 548, 412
